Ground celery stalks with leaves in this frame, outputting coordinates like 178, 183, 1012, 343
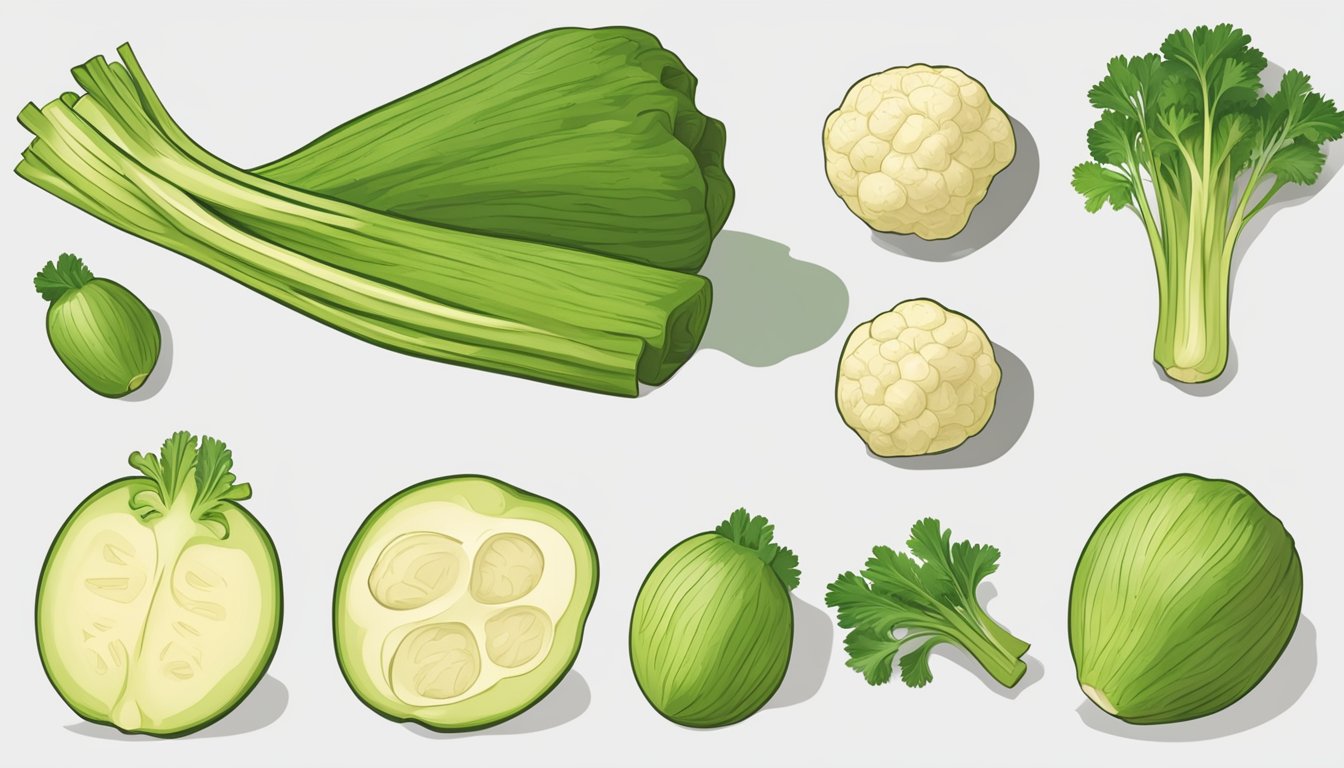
1073, 24, 1344, 383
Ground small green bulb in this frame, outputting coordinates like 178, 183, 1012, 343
35, 253, 161, 398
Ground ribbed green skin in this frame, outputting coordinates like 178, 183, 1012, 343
630, 534, 793, 728
1069, 474, 1302, 724
14, 45, 712, 396
255, 27, 733, 272
46, 279, 159, 397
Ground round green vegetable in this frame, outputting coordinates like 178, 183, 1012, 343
35, 253, 160, 398
36, 432, 281, 737
1069, 474, 1302, 724
630, 509, 799, 728
333, 475, 598, 732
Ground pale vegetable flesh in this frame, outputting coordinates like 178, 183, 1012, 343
37, 481, 279, 735
334, 476, 596, 731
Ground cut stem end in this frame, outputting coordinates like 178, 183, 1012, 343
1081, 683, 1119, 715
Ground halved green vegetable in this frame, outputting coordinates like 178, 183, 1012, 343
36, 432, 281, 737
35, 253, 160, 398
333, 475, 597, 731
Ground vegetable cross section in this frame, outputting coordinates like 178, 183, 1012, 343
333, 476, 597, 731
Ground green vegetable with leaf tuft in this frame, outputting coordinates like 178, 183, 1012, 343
1073, 23, 1344, 383
35, 253, 160, 398
826, 518, 1029, 689
629, 509, 799, 728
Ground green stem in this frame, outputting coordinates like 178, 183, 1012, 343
971, 601, 1031, 660
930, 602, 1028, 688
1152, 205, 1231, 383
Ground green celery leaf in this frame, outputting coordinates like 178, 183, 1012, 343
843, 629, 905, 686
861, 545, 941, 609
1088, 54, 1166, 121
1088, 112, 1139, 165
1073, 162, 1134, 212
949, 539, 1001, 598
33, 252, 94, 301
714, 508, 800, 590
1264, 70, 1344, 144
192, 435, 252, 539
1160, 24, 1261, 82
128, 431, 199, 518
825, 571, 927, 632
1264, 139, 1328, 185
898, 637, 946, 688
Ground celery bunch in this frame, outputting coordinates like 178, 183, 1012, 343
16, 44, 712, 396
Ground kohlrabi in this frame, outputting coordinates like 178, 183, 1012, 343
36, 432, 281, 736
1073, 24, 1344, 383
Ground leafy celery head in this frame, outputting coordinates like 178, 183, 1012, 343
1073, 24, 1344, 383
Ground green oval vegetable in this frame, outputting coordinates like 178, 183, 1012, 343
333, 475, 598, 732
34, 253, 160, 398
1069, 474, 1303, 724
36, 432, 281, 737
629, 509, 799, 728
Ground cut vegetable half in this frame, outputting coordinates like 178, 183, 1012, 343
35, 432, 281, 737
333, 475, 597, 731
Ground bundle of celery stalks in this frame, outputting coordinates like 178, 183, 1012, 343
16, 27, 734, 396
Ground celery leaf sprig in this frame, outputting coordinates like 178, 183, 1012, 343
825, 518, 1029, 689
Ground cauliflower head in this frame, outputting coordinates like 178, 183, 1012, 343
823, 65, 1015, 239
836, 299, 1000, 456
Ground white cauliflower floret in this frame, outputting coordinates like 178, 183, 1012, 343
836, 299, 1000, 456
823, 65, 1016, 239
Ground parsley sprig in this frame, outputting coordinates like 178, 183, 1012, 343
825, 518, 1029, 688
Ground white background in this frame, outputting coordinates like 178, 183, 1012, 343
2, 1, 1338, 766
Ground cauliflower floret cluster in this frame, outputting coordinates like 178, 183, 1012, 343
836, 299, 1000, 456
823, 65, 1016, 240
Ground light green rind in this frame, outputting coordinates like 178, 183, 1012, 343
35, 479, 282, 737
45, 278, 159, 397
1069, 474, 1302, 724
255, 27, 733, 272
630, 533, 793, 728
333, 475, 598, 732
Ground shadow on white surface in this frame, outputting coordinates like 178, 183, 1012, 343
764, 596, 834, 710
404, 669, 590, 738
699, 231, 849, 367
1076, 615, 1317, 741
878, 344, 1033, 470
64, 674, 288, 740
121, 310, 173, 401
869, 117, 1039, 262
